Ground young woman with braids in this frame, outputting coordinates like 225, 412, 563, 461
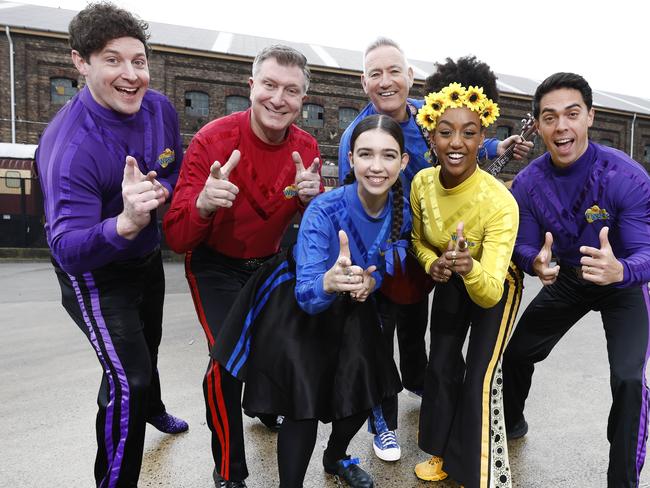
211, 114, 410, 488
411, 57, 522, 488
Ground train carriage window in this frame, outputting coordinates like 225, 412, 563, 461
4, 170, 21, 189
51, 78, 78, 104
644, 144, 650, 164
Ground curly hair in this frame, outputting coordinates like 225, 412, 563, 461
343, 114, 405, 244
69, 2, 150, 60
424, 55, 499, 103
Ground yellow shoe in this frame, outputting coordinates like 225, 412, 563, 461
414, 456, 448, 481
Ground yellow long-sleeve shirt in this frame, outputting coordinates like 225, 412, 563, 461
410, 167, 519, 308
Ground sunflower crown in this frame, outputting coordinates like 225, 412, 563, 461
416, 82, 499, 131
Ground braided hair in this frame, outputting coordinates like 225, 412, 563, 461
345, 114, 405, 247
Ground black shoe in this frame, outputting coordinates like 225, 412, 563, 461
243, 409, 283, 432
323, 453, 374, 488
213, 469, 247, 488
506, 418, 528, 440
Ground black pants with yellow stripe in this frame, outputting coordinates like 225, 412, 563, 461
185, 246, 273, 482
419, 263, 522, 488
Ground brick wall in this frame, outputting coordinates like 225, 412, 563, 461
2, 31, 650, 172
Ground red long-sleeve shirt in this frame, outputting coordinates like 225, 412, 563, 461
163, 110, 321, 258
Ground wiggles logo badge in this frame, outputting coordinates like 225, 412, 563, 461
584, 205, 609, 223
157, 148, 175, 168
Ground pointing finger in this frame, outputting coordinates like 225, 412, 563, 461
455, 222, 465, 251
308, 158, 320, 174
338, 230, 350, 260
292, 151, 304, 179
599, 226, 611, 250
209, 161, 223, 180
220, 150, 241, 180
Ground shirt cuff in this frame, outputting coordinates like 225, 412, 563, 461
190, 193, 216, 225
315, 274, 336, 301
104, 216, 134, 250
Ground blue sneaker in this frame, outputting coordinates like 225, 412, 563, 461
373, 430, 401, 461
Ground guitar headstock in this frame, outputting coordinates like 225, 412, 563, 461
520, 113, 537, 141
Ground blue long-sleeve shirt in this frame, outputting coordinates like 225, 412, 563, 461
511, 142, 650, 287
337, 100, 499, 200
36, 87, 182, 275
294, 182, 411, 314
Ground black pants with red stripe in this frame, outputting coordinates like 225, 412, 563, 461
185, 246, 273, 482
54, 250, 167, 488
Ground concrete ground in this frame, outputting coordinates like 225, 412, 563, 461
1, 260, 649, 488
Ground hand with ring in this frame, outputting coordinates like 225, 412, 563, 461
323, 230, 366, 294
443, 222, 473, 277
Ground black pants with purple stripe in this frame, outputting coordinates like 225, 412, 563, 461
503, 267, 650, 487
54, 250, 167, 488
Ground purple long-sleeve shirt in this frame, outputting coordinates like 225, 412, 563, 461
511, 142, 650, 287
36, 87, 183, 275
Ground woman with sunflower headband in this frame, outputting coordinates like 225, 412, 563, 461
410, 58, 522, 488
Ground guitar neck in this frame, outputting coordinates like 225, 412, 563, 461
484, 117, 536, 177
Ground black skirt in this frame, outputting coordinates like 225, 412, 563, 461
211, 250, 402, 423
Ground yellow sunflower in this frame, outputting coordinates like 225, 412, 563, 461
463, 86, 486, 113
479, 99, 500, 127
426, 94, 448, 118
441, 82, 466, 108
417, 104, 438, 131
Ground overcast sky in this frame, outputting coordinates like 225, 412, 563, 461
14, 0, 647, 99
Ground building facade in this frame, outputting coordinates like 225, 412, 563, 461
2, 24, 650, 175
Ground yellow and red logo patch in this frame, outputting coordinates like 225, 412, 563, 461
584, 205, 609, 223
157, 148, 175, 168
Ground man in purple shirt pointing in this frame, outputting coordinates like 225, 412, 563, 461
36, 3, 187, 487
503, 72, 650, 487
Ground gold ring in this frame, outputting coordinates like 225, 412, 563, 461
452, 250, 457, 259
452, 258, 456, 267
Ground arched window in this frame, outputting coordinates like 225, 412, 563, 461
185, 91, 210, 117
225, 95, 250, 115
496, 125, 512, 141
302, 103, 324, 128
338, 107, 359, 130
50, 78, 78, 104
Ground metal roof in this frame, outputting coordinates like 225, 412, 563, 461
2, 0, 649, 116
0, 142, 38, 159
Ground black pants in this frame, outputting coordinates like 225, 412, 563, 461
54, 250, 167, 488
369, 293, 428, 433
185, 246, 272, 482
419, 264, 522, 488
503, 267, 650, 488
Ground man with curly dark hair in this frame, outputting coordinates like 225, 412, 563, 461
36, 3, 187, 487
